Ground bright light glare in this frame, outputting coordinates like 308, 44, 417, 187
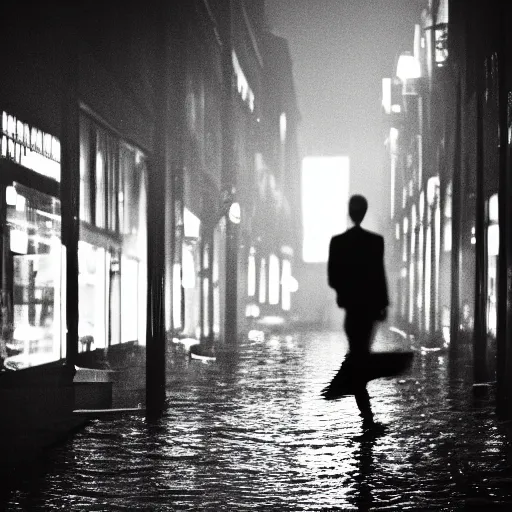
382, 78, 391, 114
268, 254, 280, 305
396, 52, 421, 81
301, 156, 350, 263
184, 208, 201, 238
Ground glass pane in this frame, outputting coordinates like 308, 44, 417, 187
79, 116, 92, 223
487, 255, 498, 338
259, 258, 267, 304
425, 227, 432, 332
4, 185, 63, 369
172, 263, 182, 331
203, 278, 209, 337
109, 251, 121, 345
121, 256, 139, 343
78, 241, 106, 351
269, 254, 280, 305
247, 251, 256, 297
95, 130, 106, 228
107, 140, 119, 232
281, 259, 291, 312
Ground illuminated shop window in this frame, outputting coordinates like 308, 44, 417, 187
3, 185, 64, 369
182, 242, 200, 338
78, 115, 147, 348
417, 135, 423, 188
434, 199, 441, 326
417, 225, 424, 312
184, 208, 201, 238
248, 247, 256, 297
212, 219, 225, 336
425, 226, 432, 332
1, 111, 60, 182
409, 259, 414, 324
202, 243, 210, 338
78, 242, 107, 351
411, 205, 416, 255
279, 113, 287, 143
268, 254, 280, 306
259, 258, 267, 304
444, 221, 452, 252
182, 244, 197, 289
121, 257, 139, 343
402, 218, 408, 263
444, 182, 452, 252
173, 263, 182, 330
281, 259, 292, 312
419, 191, 425, 220
181, 208, 201, 337
487, 193, 499, 338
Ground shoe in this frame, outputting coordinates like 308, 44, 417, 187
362, 419, 387, 434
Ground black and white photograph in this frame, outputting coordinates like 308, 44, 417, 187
1, 1, 512, 510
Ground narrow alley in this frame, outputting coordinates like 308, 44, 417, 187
3, 326, 512, 511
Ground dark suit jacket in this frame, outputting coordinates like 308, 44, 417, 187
328, 226, 389, 314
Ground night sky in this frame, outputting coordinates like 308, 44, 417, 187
265, 0, 424, 232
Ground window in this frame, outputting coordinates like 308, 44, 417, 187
268, 254, 280, 306
248, 247, 256, 297
78, 114, 147, 349
3, 185, 64, 369
259, 258, 267, 304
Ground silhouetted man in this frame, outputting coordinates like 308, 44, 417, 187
327, 194, 389, 428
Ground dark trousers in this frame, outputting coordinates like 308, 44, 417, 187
344, 309, 376, 422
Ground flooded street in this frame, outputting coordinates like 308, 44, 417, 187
3, 328, 512, 511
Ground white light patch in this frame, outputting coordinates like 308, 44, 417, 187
301, 156, 350, 263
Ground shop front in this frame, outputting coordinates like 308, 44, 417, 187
0, 108, 149, 371
1, 111, 65, 371
77, 112, 148, 363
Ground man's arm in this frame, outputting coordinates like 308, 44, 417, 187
377, 236, 389, 319
327, 238, 337, 289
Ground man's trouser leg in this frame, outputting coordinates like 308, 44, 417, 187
345, 310, 376, 423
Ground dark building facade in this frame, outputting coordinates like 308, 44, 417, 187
383, 0, 512, 418
0, 0, 301, 462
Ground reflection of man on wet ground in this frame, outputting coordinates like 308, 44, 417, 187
327, 195, 389, 429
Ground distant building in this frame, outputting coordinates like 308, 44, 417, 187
382, 0, 512, 418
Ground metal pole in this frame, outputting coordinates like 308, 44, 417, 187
497, 0, 511, 417
450, 80, 462, 354
220, 0, 238, 344
473, 41, 488, 385
146, 0, 168, 417
61, 14, 80, 371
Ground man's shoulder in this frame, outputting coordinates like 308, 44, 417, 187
361, 229, 384, 243
331, 228, 385, 244
330, 232, 346, 244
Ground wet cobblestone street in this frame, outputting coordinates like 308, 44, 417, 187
3, 328, 512, 511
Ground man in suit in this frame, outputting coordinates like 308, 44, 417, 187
327, 194, 389, 428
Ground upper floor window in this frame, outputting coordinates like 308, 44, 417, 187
434, 0, 449, 66
79, 114, 146, 235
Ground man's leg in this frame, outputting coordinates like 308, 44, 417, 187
354, 384, 373, 424
344, 311, 376, 424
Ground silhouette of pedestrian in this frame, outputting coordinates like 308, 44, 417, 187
327, 194, 389, 429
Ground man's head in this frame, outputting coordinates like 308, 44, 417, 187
349, 194, 368, 226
